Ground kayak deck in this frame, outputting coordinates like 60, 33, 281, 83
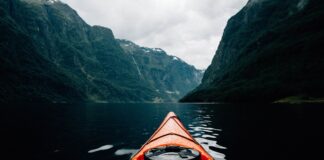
131, 112, 214, 160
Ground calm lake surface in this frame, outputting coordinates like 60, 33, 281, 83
1, 103, 323, 160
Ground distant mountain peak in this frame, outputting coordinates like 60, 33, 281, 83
0, 0, 203, 103
117, 39, 168, 55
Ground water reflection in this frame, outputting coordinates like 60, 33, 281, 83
114, 149, 138, 156
2, 103, 318, 160
114, 105, 227, 160
88, 145, 113, 153
187, 109, 226, 160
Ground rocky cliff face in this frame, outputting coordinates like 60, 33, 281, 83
181, 0, 324, 103
118, 39, 203, 102
0, 0, 202, 102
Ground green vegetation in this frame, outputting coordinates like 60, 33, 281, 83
0, 0, 202, 103
118, 39, 203, 101
181, 0, 324, 103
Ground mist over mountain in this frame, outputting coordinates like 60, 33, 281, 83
0, 0, 202, 103
181, 0, 324, 103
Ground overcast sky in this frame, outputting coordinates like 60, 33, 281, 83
61, 0, 248, 69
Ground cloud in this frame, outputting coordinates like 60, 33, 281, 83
61, 0, 248, 69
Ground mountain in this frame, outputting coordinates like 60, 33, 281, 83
0, 0, 202, 103
118, 39, 203, 102
181, 0, 324, 103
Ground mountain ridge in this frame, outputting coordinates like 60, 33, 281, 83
118, 39, 204, 102
0, 0, 202, 103
181, 0, 324, 103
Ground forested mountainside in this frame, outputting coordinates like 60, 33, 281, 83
0, 0, 202, 103
181, 0, 324, 103
118, 39, 203, 102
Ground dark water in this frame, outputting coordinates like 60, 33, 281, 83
1, 103, 323, 160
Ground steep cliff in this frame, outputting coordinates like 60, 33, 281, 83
0, 0, 202, 102
118, 39, 203, 102
181, 0, 324, 103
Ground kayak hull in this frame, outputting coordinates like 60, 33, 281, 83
131, 112, 214, 160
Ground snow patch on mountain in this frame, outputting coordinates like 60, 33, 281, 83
48, 0, 59, 3
172, 56, 179, 61
152, 48, 163, 52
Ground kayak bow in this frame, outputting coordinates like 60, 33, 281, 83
131, 112, 214, 160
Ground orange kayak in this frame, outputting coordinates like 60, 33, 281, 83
131, 112, 214, 160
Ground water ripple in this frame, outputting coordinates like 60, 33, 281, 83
188, 112, 226, 160
114, 149, 138, 156
88, 145, 113, 153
